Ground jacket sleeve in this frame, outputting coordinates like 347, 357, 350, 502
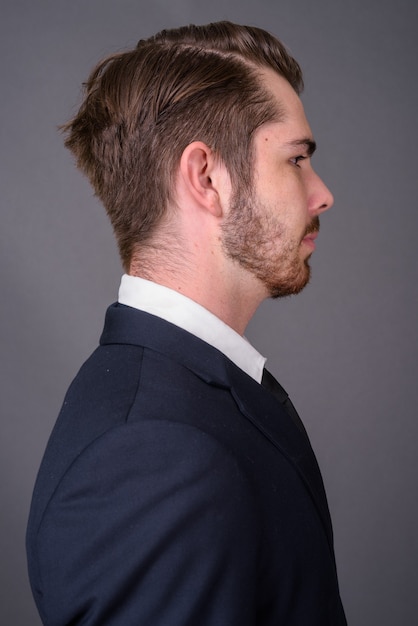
35, 419, 259, 625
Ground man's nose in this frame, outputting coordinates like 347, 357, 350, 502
310, 171, 334, 215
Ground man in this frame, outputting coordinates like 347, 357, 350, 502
27, 21, 346, 625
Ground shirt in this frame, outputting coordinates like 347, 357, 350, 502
118, 274, 266, 383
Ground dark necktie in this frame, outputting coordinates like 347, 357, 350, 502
261, 368, 308, 438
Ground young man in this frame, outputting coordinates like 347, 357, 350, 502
27, 21, 346, 625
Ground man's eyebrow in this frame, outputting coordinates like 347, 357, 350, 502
285, 138, 317, 156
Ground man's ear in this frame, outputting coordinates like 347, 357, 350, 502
178, 141, 227, 217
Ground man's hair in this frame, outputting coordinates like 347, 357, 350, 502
62, 21, 303, 268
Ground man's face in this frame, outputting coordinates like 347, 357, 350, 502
221, 70, 333, 299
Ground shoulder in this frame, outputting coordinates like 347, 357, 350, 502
33, 420, 259, 625
48, 419, 255, 514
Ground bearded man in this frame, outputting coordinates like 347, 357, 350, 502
27, 21, 346, 626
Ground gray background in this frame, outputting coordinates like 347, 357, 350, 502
1, 0, 417, 624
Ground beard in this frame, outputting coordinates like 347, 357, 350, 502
221, 189, 320, 299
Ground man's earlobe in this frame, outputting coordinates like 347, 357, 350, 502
179, 142, 223, 217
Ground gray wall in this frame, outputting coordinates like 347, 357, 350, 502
1, 1, 417, 624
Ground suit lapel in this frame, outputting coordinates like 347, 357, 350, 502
224, 360, 335, 553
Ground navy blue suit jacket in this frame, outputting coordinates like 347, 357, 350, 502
27, 303, 346, 625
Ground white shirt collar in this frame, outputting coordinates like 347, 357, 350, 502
118, 274, 266, 383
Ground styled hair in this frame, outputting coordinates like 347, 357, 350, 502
62, 21, 303, 268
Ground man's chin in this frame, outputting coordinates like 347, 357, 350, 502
267, 264, 311, 299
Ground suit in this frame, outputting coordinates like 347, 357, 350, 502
26, 302, 347, 625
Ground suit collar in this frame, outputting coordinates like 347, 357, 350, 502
100, 303, 231, 387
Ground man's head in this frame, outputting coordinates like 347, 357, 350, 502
62, 21, 303, 269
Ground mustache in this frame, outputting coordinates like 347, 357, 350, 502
303, 216, 320, 237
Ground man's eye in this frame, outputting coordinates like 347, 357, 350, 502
290, 155, 307, 167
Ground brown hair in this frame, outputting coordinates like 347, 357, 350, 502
62, 21, 303, 268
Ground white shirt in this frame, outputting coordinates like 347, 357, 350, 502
118, 274, 266, 383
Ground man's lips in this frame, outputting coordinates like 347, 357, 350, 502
301, 217, 320, 249
301, 230, 319, 249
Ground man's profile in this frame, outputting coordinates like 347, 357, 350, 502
26, 21, 347, 625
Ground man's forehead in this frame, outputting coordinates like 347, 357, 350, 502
258, 69, 313, 137
255, 118, 316, 152
260, 67, 302, 108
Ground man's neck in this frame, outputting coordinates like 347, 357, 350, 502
128, 261, 264, 337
